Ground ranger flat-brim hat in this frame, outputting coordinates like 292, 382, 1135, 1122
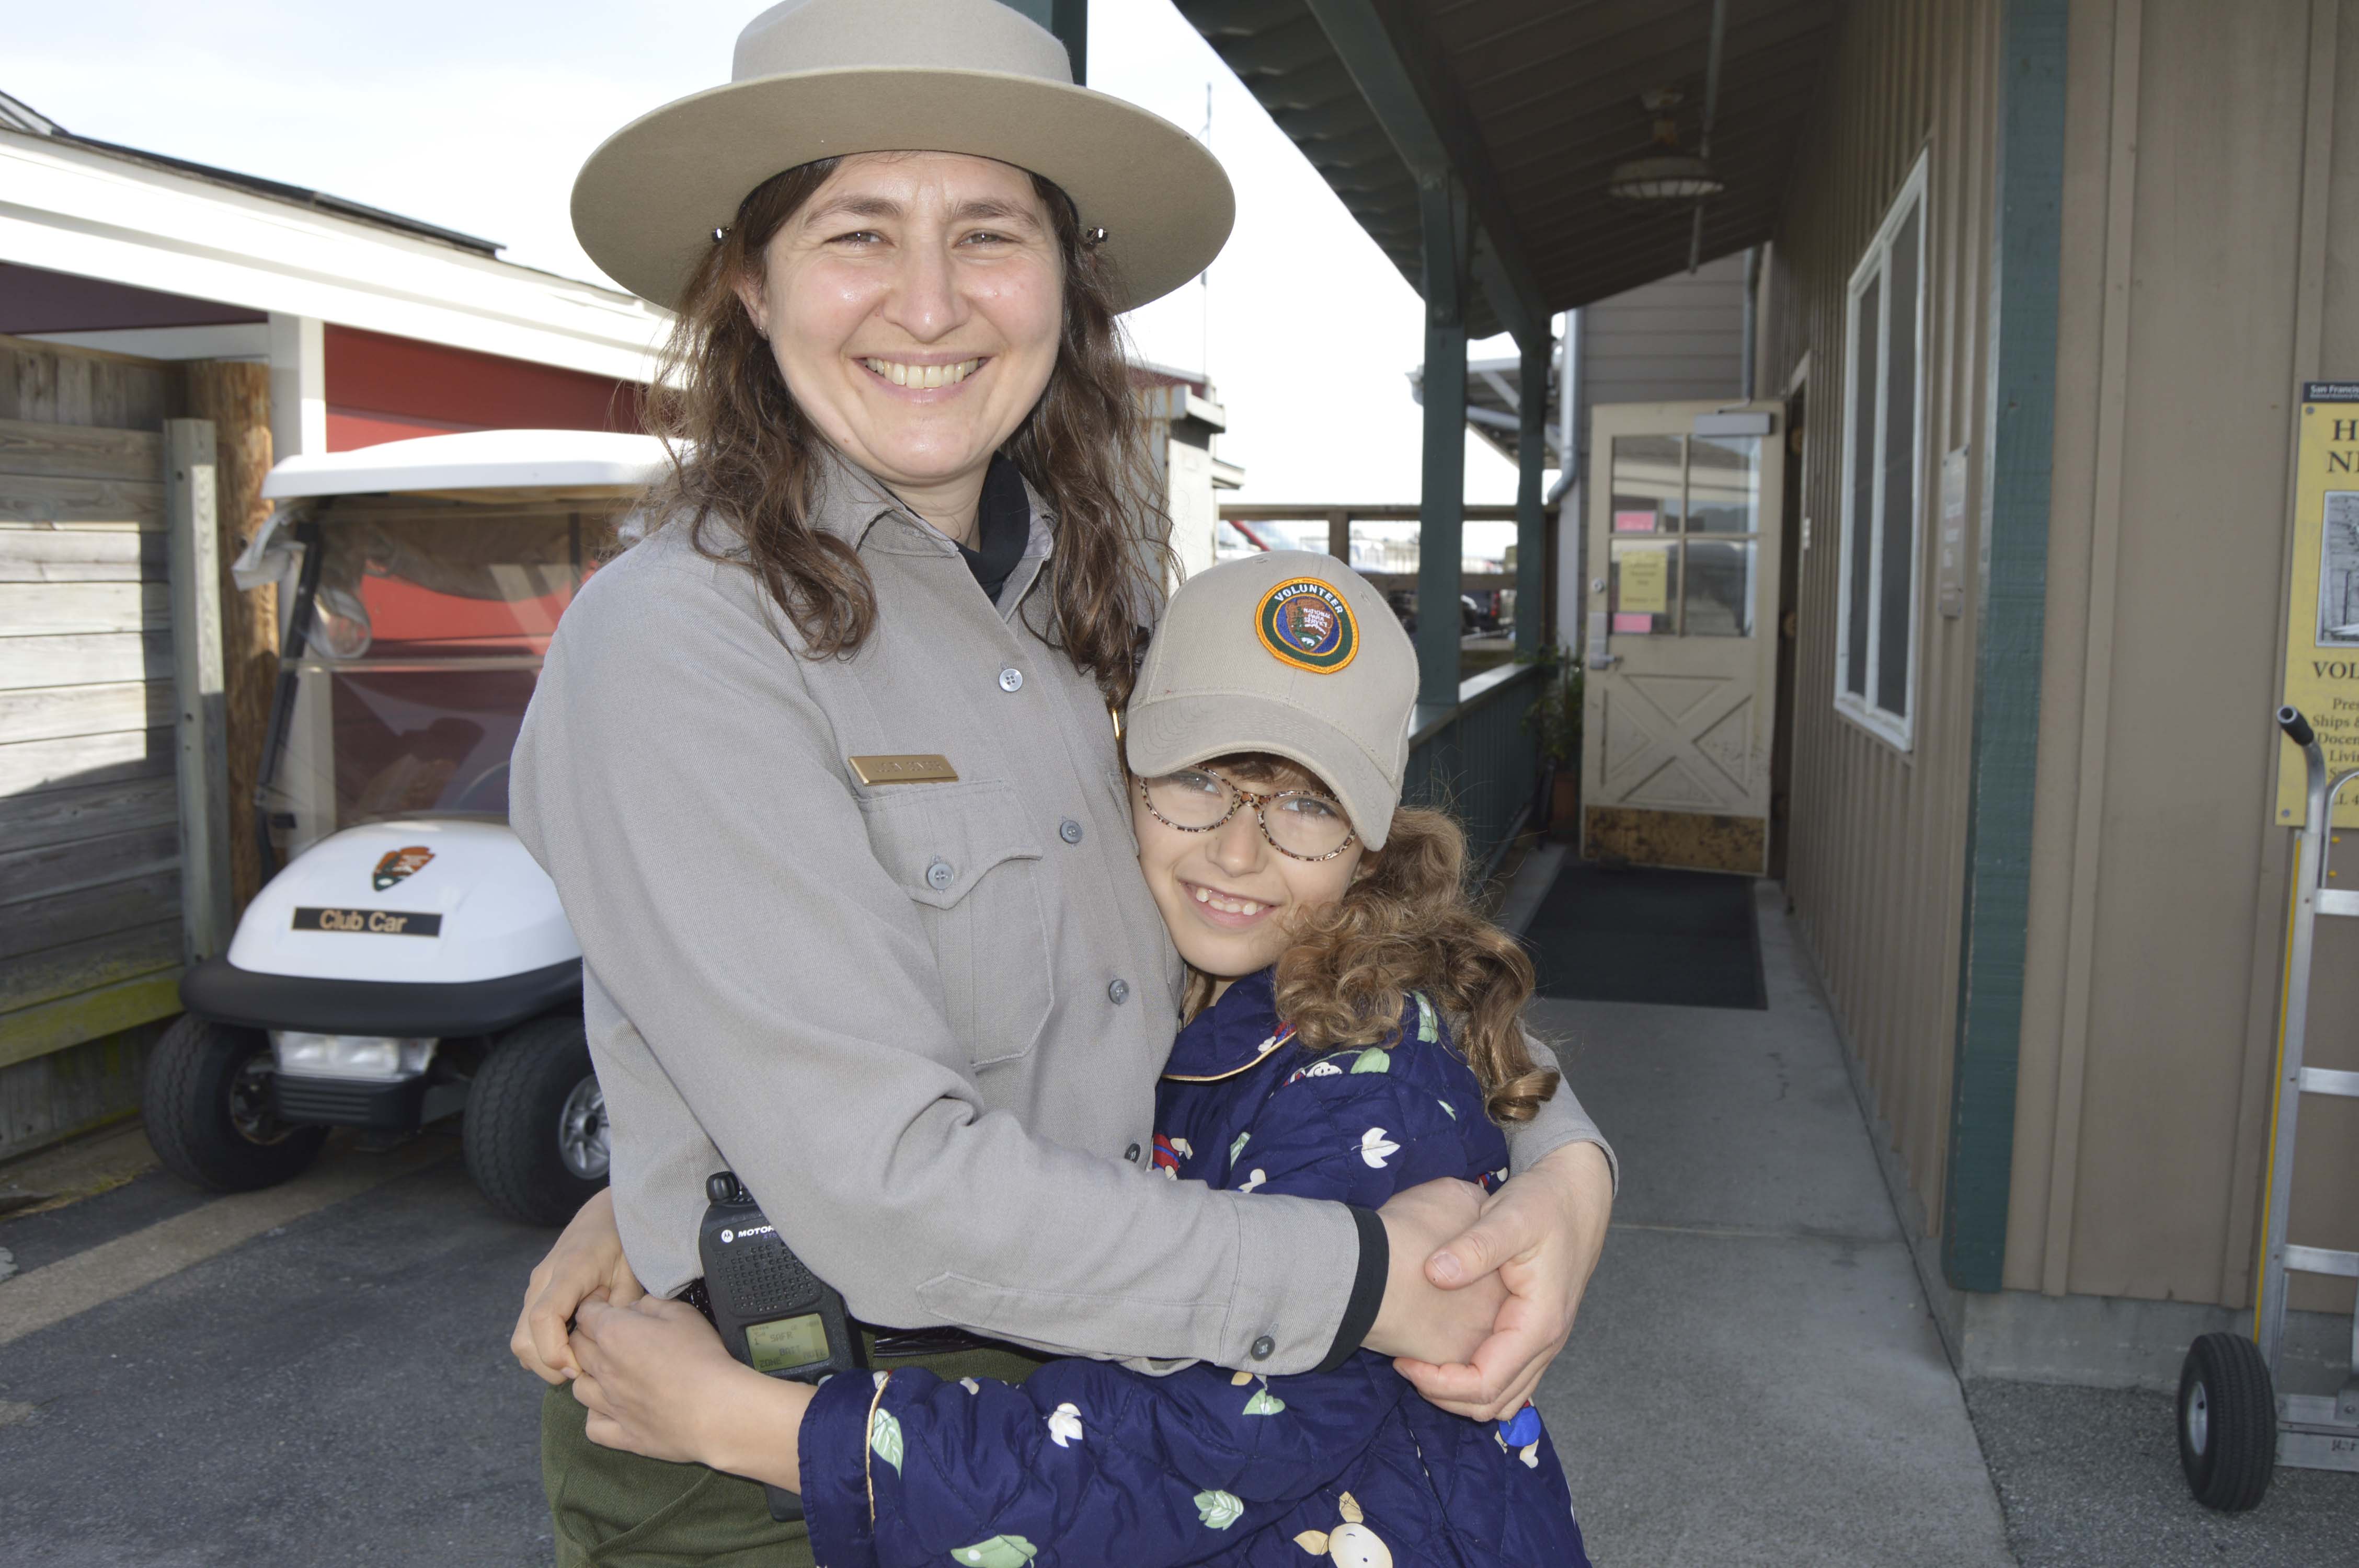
573, 0, 1234, 313
1127, 551, 1418, 850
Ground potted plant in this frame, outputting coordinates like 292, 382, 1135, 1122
1522, 648, 1584, 834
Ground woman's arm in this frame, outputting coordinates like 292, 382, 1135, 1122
513, 555, 1376, 1374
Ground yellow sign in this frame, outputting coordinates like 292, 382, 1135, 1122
1618, 545, 1671, 617
2278, 387, 2359, 825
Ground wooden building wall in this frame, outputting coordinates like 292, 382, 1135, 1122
1770, 0, 2359, 1318
2006, 0, 2359, 1314
0, 338, 184, 1150
1762, 0, 2002, 1246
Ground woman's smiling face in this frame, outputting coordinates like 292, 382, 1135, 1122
1133, 756, 1369, 984
734, 151, 1063, 507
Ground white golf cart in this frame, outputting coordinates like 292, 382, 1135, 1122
144, 429, 661, 1226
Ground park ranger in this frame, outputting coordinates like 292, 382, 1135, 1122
508, 1, 1616, 1561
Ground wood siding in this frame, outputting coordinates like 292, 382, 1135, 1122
1764, 0, 2000, 1247
1771, 0, 2359, 1314
0, 337, 184, 1069
2007, 0, 2359, 1313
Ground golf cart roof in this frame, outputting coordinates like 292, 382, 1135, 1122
261, 429, 666, 502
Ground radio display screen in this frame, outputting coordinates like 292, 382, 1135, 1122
746, 1313, 829, 1374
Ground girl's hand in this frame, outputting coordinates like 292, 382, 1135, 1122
1394, 1140, 1613, 1421
570, 1296, 814, 1491
512, 1188, 645, 1385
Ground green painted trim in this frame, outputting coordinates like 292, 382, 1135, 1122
0, 968, 181, 1071
1942, 0, 2071, 1292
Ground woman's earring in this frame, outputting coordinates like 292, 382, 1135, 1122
1083, 226, 1108, 248
712, 226, 730, 245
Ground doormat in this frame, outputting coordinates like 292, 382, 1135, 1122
1523, 860, 1767, 1010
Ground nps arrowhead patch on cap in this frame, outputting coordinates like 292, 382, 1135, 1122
1255, 578, 1359, 674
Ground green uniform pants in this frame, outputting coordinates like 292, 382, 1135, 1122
542, 1340, 1050, 1566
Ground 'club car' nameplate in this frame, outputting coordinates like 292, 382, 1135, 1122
293, 906, 442, 937
848, 754, 959, 786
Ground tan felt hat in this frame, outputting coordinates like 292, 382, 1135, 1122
1127, 551, 1418, 850
572, 0, 1233, 313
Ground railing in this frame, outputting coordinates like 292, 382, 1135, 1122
1217, 503, 1527, 599
1404, 661, 1544, 880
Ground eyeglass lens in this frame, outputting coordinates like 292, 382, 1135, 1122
1142, 770, 1354, 858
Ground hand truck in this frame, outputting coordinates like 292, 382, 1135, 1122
2178, 704, 2359, 1511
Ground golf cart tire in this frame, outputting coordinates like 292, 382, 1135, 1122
2178, 1332, 2275, 1512
465, 1014, 605, 1227
143, 1014, 327, 1192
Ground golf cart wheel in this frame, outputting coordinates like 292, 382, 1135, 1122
143, 1014, 327, 1192
2178, 1332, 2275, 1512
464, 1014, 606, 1227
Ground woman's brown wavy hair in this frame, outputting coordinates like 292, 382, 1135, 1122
638, 156, 1169, 702
1175, 757, 1559, 1124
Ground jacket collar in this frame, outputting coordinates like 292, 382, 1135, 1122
1162, 968, 1298, 1083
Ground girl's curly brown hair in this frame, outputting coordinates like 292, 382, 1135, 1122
638, 156, 1169, 703
1174, 756, 1559, 1124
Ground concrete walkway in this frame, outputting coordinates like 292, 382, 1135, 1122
1524, 877, 2015, 1567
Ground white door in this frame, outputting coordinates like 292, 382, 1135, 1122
1581, 401, 1785, 874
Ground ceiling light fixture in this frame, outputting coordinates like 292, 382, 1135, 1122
1608, 88, 1724, 202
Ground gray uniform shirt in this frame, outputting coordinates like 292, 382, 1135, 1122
511, 452, 1611, 1375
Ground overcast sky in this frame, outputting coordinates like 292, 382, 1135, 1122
10, 0, 1542, 514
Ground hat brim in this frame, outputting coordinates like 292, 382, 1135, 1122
572, 67, 1234, 313
1126, 690, 1400, 852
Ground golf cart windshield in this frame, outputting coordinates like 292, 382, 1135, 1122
261, 509, 610, 858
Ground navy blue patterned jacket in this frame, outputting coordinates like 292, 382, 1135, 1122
798, 968, 1591, 1568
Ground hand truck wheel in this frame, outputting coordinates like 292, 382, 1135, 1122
2178, 1332, 2275, 1512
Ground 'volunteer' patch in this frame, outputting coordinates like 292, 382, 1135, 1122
1255, 579, 1358, 674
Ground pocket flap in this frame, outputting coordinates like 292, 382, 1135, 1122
860, 781, 1045, 909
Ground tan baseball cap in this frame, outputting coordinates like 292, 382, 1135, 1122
1126, 551, 1417, 850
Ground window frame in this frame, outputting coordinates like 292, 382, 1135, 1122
1833, 152, 1930, 751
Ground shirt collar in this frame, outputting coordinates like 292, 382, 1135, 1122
809, 442, 1056, 566
1161, 968, 1298, 1083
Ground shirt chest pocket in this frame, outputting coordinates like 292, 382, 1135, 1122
859, 780, 1052, 1070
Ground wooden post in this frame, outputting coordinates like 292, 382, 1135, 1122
1415, 174, 1470, 708
1326, 507, 1352, 563
1514, 331, 1549, 659
165, 419, 233, 962
180, 362, 277, 910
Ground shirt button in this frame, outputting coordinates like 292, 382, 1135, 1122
1250, 1335, 1276, 1362
1107, 978, 1130, 1005
925, 858, 955, 891
1059, 818, 1084, 844
1125, 1143, 1142, 1163
998, 667, 1024, 692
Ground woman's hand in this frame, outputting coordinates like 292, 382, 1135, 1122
512, 1188, 645, 1385
570, 1296, 815, 1491
1390, 1140, 1613, 1422
1363, 1179, 1510, 1366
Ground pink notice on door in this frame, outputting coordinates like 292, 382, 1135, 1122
1611, 613, 1655, 633
1613, 510, 1657, 533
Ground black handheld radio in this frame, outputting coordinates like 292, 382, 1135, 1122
697, 1170, 866, 1523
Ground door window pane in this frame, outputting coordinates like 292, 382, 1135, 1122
1611, 435, 1685, 533
1608, 540, 1678, 635
1683, 541, 1757, 637
1687, 436, 1760, 533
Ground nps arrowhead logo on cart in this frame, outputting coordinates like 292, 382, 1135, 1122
372, 846, 434, 891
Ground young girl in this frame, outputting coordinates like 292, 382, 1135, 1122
567, 551, 1593, 1568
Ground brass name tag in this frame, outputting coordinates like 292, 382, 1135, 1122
849, 754, 959, 786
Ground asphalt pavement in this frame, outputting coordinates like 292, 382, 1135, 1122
0, 1127, 555, 1567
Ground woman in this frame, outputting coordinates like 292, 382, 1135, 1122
511, 1, 1615, 1561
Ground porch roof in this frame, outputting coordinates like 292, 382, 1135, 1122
1176, 0, 1842, 333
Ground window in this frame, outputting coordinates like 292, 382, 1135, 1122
1835, 155, 1927, 747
